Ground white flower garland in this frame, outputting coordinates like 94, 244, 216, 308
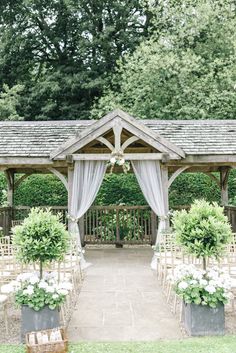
108, 152, 130, 174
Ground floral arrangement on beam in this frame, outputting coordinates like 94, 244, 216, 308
108, 152, 130, 174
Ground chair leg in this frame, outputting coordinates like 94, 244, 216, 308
60, 304, 66, 326
167, 283, 173, 304
173, 294, 178, 314
3, 302, 9, 335
231, 296, 235, 311
179, 300, 183, 323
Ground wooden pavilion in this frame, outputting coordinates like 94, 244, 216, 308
0, 109, 236, 241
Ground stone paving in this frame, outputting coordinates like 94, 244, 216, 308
68, 247, 183, 341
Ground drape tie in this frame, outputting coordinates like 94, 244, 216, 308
159, 215, 169, 221
67, 215, 79, 223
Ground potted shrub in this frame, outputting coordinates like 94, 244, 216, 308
171, 264, 232, 336
2, 272, 72, 341
172, 199, 232, 336
11, 208, 70, 341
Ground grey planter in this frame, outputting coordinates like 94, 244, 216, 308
21, 305, 60, 343
183, 302, 225, 336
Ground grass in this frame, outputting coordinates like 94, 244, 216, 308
1, 336, 236, 353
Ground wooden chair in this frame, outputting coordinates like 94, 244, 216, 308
11, 220, 23, 227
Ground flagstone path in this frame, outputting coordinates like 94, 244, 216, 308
68, 247, 183, 341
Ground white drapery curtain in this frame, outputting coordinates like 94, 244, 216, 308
131, 160, 168, 269
69, 160, 107, 269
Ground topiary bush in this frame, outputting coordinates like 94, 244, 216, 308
12, 208, 69, 278
172, 199, 232, 269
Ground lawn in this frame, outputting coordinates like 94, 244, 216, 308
0, 337, 236, 353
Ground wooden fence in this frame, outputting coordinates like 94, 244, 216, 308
0, 205, 156, 245
1, 205, 236, 245
84, 205, 155, 244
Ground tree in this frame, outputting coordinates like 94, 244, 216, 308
13, 208, 69, 278
0, 84, 24, 120
0, 0, 151, 120
93, 0, 236, 120
172, 200, 232, 270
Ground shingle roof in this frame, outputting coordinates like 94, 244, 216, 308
145, 120, 236, 155
0, 119, 236, 157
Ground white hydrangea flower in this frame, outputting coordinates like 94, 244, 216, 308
192, 270, 204, 281
45, 286, 55, 293
23, 285, 34, 296
119, 158, 125, 165
52, 294, 59, 300
199, 279, 208, 286
27, 285, 34, 294
110, 157, 116, 164
29, 275, 40, 285
205, 285, 216, 294
178, 281, 188, 290
57, 288, 69, 296
38, 281, 48, 289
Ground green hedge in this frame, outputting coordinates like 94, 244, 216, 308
95, 174, 146, 206
0, 174, 67, 206
0, 170, 236, 208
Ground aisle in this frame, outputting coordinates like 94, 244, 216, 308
68, 247, 183, 341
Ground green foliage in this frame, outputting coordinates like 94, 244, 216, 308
0, 173, 6, 206
94, 0, 236, 120
0, 0, 150, 120
14, 174, 67, 206
1, 171, 236, 208
172, 200, 232, 261
12, 208, 69, 273
169, 173, 221, 207
1, 170, 236, 210
92, 210, 144, 242
95, 174, 146, 206
0, 84, 24, 121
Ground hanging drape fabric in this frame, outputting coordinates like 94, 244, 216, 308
69, 160, 107, 269
131, 160, 168, 269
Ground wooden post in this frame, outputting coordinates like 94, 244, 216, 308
115, 208, 121, 247
151, 211, 157, 245
79, 216, 85, 246
67, 165, 74, 233
4, 170, 14, 232
161, 165, 170, 230
220, 167, 230, 206
4, 170, 14, 207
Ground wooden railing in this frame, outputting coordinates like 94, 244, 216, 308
12, 206, 68, 224
0, 205, 156, 245
1, 204, 236, 244
84, 205, 155, 244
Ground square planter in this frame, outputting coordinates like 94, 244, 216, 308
183, 302, 225, 336
21, 305, 60, 343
